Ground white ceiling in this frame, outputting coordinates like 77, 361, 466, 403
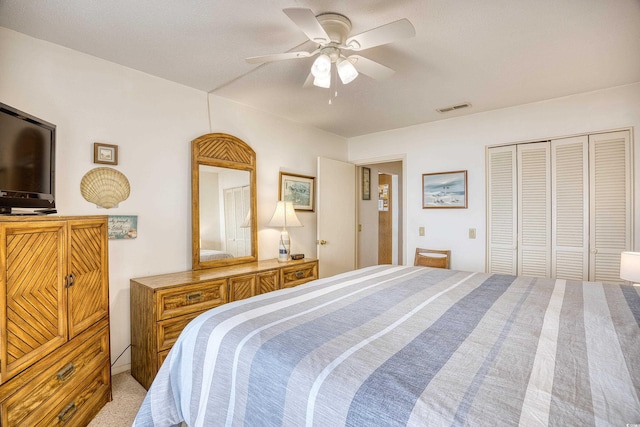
1, 0, 639, 138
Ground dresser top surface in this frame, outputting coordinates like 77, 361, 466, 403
131, 258, 318, 289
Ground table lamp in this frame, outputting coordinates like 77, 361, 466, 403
267, 201, 302, 262
620, 251, 640, 285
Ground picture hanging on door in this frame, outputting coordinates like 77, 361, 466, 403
422, 170, 467, 208
279, 172, 315, 211
362, 167, 371, 200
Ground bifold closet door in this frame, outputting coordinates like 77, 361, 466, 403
487, 145, 517, 274
551, 136, 589, 280
589, 130, 632, 283
517, 142, 551, 278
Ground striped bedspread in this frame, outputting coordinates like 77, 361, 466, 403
133, 265, 640, 426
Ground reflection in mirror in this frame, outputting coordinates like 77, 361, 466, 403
199, 165, 251, 261
192, 133, 257, 270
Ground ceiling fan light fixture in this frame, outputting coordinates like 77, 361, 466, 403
337, 58, 358, 84
311, 54, 331, 78
313, 73, 331, 88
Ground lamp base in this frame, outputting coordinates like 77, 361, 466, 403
277, 229, 291, 262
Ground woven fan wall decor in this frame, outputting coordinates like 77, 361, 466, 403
81, 167, 130, 208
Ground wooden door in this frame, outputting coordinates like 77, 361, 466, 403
0, 221, 67, 383
378, 174, 392, 264
317, 157, 356, 278
67, 218, 109, 339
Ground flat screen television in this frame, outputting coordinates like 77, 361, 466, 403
0, 102, 56, 214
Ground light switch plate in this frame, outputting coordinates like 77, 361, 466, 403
419, 227, 425, 236
469, 228, 476, 239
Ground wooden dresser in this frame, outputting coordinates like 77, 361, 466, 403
130, 257, 318, 389
0, 216, 111, 426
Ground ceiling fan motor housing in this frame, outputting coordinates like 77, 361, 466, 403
316, 13, 352, 45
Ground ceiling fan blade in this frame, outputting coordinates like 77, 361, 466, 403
246, 50, 314, 64
348, 55, 395, 80
345, 19, 415, 51
283, 8, 331, 44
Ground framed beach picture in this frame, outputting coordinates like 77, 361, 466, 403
108, 215, 138, 239
94, 142, 118, 165
422, 170, 467, 209
279, 172, 315, 211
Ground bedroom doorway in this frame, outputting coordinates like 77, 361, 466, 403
357, 160, 403, 268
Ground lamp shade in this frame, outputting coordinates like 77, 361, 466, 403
267, 201, 302, 228
311, 54, 331, 78
337, 58, 358, 84
313, 73, 331, 88
240, 209, 251, 228
620, 251, 640, 283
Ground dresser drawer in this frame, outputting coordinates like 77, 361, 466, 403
281, 261, 318, 288
37, 361, 111, 427
157, 280, 227, 320
157, 312, 201, 352
2, 326, 109, 427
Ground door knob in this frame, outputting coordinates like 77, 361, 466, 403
318, 240, 328, 245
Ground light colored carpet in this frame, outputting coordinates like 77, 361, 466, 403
88, 371, 146, 426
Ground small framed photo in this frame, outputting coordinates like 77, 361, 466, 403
362, 167, 371, 200
94, 143, 118, 165
422, 170, 467, 209
279, 172, 315, 211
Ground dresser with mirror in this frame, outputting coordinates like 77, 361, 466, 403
130, 133, 318, 389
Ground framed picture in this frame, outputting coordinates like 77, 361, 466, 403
94, 142, 118, 165
108, 215, 138, 239
279, 172, 315, 211
362, 167, 371, 200
422, 170, 467, 209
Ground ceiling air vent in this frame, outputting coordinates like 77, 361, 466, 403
436, 102, 472, 114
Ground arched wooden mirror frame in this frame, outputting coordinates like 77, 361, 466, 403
192, 133, 257, 270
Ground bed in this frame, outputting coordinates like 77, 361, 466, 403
133, 265, 640, 426
200, 249, 234, 262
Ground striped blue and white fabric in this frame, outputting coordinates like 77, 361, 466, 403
133, 265, 640, 426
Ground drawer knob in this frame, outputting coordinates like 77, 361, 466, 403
295, 271, 305, 279
58, 402, 77, 422
186, 292, 203, 302
56, 362, 76, 382
65, 273, 76, 288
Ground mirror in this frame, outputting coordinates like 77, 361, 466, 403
192, 133, 257, 270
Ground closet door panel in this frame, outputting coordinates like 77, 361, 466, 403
551, 136, 589, 280
487, 146, 517, 274
589, 131, 631, 283
517, 142, 551, 278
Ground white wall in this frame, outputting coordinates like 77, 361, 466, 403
207, 95, 347, 261
0, 27, 347, 375
348, 83, 640, 272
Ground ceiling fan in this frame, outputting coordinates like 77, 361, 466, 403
246, 8, 416, 89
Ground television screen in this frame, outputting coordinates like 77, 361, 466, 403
0, 103, 56, 214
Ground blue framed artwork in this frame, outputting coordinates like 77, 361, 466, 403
422, 170, 467, 209
108, 215, 138, 239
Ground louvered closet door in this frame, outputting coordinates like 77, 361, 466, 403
68, 219, 109, 339
0, 222, 67, 382
224, 188, 237, 256
551, 136, 589, 280
487, 146, 517, 274
517, 142, 551, 278
589, 130, 632, 283
241, 185, 251, 256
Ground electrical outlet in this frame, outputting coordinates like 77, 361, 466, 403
469, 228, 476, 239
419, 227, 425, 236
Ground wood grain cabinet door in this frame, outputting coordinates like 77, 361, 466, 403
228, 275, 256, 301
67, 219, 109, 339
0, 221, 68, 383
